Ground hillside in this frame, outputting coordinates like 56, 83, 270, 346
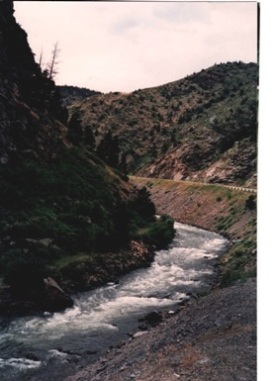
0, 0, 174, 315
57, 85, 102, 107
68, 62, 258, 187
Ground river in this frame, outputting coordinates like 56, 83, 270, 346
0, 222, 228, 381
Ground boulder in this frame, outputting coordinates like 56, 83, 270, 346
0, 277, 73, 317
40, 277, 74, 312
139, 310, 163, 327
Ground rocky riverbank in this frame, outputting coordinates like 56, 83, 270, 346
62, 177, 256, 381
0, 241, 154, 317
64, 278, 256, 381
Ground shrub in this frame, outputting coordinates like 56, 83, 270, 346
133, 215, 175, 250
67, 112, 83, 145
130, 187, 156, 223
96, 131, 120, 168
245, 195, 256, 210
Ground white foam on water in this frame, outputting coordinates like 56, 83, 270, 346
0, 222, 228, 379
6, 223, 228, 344
201, 236, 228, 252
0, 357, 41, 370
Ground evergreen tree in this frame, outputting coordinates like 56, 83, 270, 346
132, 187, 156, 222
120, 151, 129, 174
97, 131, 119, 168
67, 112, 83, 146
83, 126, 96, 150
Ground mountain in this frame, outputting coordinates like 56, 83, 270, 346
68, 62, 258, 187
57, 85, 102, 107
0, 0, 174, 314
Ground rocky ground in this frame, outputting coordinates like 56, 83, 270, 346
64, 278, 256, 381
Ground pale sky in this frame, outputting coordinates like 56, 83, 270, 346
14, 1, 258, 93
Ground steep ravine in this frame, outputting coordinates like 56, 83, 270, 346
0, 0, 176, 316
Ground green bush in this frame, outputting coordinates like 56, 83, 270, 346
132, 215, 175, 250
245, 194, 256, 210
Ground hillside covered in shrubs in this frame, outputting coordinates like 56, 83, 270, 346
0, 0, 175, 314
57, 85, 102, 107
67, 61, 258, 187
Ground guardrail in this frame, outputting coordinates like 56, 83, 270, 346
130, 176, 257, 194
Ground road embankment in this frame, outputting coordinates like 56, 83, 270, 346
131, 176, 257, 285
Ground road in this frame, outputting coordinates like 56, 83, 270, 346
130, 176, 257, 194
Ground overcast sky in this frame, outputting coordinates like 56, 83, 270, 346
14, 1, 258, 93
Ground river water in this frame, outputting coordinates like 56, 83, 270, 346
0, 222, 228, 381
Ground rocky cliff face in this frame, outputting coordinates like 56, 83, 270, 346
0, 0, 67, 163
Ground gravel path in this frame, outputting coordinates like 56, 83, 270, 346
64, 278, 256, 381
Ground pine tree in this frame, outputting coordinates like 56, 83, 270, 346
67, 112, 83, 146
83, 126, 96, 150
97, 131, 119, 168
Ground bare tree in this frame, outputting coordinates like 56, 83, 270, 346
38, 48, 43, 68
47, 42, 60, 80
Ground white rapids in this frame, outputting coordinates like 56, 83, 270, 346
0, 222, 228, 380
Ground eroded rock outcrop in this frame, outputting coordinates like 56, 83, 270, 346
0, 0, 67, 163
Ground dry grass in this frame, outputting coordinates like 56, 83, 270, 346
138, 343, 204, 380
